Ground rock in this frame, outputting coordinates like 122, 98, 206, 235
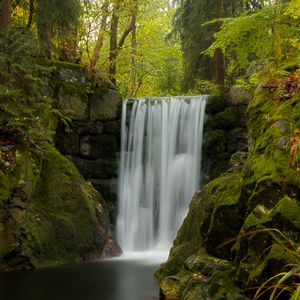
158, 82, 300, 299
229, 85, 251, 105
205, 88, 228, 114
90, 89, 122, 121
229, 151, 247, 172
76, 121, 103, 136
184, 255, 230, 276
79, 134, 118, 159
56, 133, 79, 156
58, 83, 89, 121
0, 144, 121, 271
72, 156, 118, 179
57, 63, 90, 85
160, 276, 181, 299
228, 128, 248, 153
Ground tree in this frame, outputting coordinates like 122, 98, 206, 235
173, 0, 247, 90
36, 0, 81, 59
205, 0, 300, 81
0, 0, 11, 29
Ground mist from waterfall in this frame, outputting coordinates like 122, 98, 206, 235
117, 96, 207, 252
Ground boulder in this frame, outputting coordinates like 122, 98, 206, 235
229, 85, 251, 105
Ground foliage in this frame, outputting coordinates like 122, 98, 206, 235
80, 0, 182, 97
205, 1, 300, 80
0, 28, 55, 143
251, 229, 300, 300
173, 0, 245, 91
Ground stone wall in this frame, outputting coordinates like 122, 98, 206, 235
202, 86, 249, 183
53, 63, 122, 226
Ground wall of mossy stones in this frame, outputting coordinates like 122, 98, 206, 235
202, 86, 249, 183
53, 63, 122, 227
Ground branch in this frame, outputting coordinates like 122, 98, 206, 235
118, 13, 136, 49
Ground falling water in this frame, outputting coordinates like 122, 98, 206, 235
117, 96, 207, 252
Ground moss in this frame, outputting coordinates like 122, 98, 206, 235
0, 142, 114, 270
206, 87, 228, 114
271, 196, 300, 229
51, 61, 86, 71
200, 172, 244, 258
60, 82, 90, 98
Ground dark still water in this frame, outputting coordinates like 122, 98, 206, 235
0, 253, 167, 300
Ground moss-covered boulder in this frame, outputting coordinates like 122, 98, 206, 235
157, 75, 300, 299
0, 142, 121, 271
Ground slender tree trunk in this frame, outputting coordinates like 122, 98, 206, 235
39, 25, 53, 59
214, 0, 224, 85
27, 0, 34, 29
0, 0, 11, 29
109, 9, 119, 85
109, 8, 137, 86
130, 13, 137, 97
90, 0, 109, 68
215, 48, 224, 85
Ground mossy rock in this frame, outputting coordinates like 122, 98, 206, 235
90, 89, 122, 121
205, 87, 228, 114
212, 106, 246, 130
199, 171, 245, 259
0, 143, 120, 271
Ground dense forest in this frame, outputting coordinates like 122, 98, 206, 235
0, 0, 299, 146
1, 0, 300, 299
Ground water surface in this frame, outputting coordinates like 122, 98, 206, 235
0, 252, 166, 300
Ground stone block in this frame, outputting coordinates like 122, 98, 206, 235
72, 157, 118, 180
59, 86, 89, 121
79, 134, 118, 159
90, 89, 122, 121
75, 121, 103, 136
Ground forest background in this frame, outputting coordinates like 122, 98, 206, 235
0, 0, 299, 142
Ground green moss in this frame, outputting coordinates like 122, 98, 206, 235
61, 82, 90, 98
271, 196, 300, 229
52, 61, 86, 71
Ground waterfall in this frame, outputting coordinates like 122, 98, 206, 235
117, 96, 207, 252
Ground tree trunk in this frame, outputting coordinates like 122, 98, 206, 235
130, 13, 137, 97
214, 47, 224, 85
27, 0, 34, 29
109, 9, 119, 85
39, 25, 53, 59
90, 0, 109, 68
109, 8, 137, 86
214, 0, 224, 85
0, 0, 11, 29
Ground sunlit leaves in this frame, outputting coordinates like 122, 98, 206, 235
205, 1, 300, 76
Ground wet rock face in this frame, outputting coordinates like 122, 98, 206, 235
54, 63, 122, 227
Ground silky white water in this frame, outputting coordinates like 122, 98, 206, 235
117, 96, 207, 253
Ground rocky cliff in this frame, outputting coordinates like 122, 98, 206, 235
156, 73, 300, 299
0, 61, 122, 271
